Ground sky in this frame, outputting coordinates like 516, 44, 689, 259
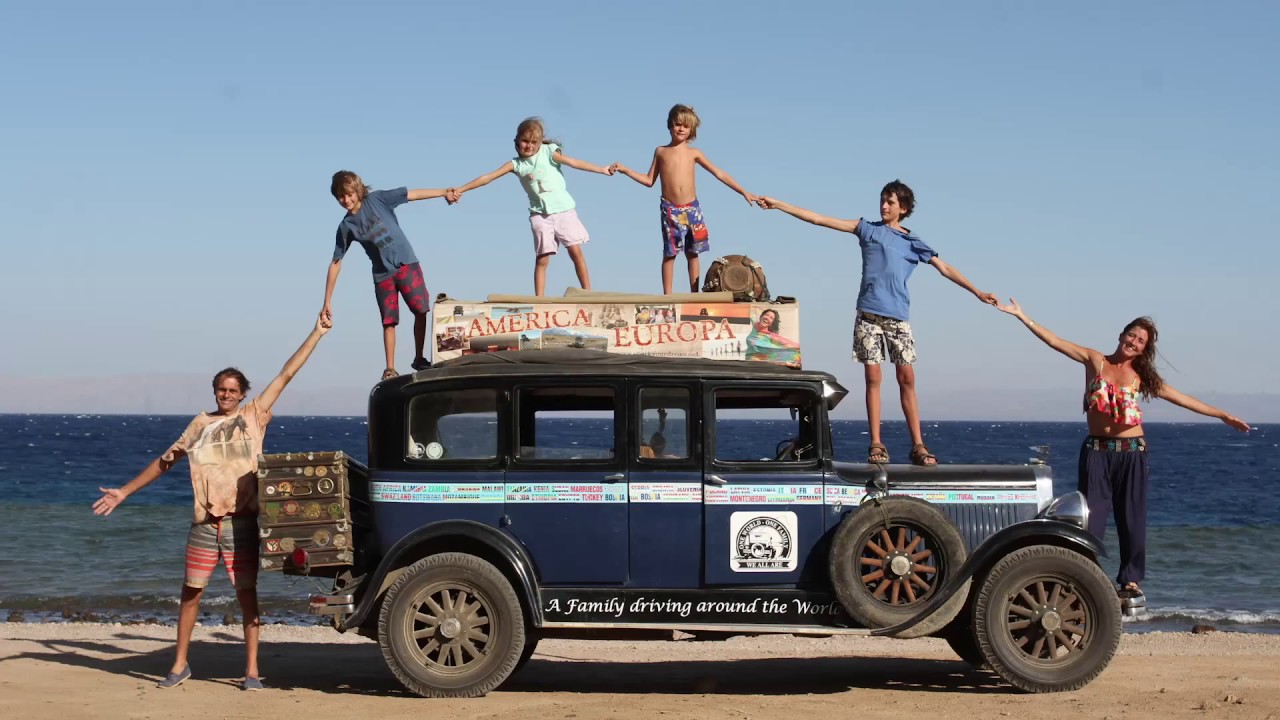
1, 1, 1277, 420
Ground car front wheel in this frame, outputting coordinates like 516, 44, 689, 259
973, 544, 1121, 693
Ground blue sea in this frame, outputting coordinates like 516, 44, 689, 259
1, 414, 1276, 633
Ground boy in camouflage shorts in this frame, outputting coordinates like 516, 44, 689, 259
757, 181, 996, 465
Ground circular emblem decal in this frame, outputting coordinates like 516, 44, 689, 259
426, 442, 444, 460
316, 466, 328, 477
303, 466, 315, 477
317, 478, 335, 494
280, 537, 296, 551
733, 516, 793, 570
333, 533, 348, 548
312, 529, 331, 546
264, 484, 277, 496
303, 503, 322, 520
283, 500, 300, 516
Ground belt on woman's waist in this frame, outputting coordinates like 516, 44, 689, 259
197, 511, 256, 525
1082, 436, 1147, 452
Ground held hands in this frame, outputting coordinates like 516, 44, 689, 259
608, 162, 626, 176
754, 196, 781, 210
994, 297, 1025, 318
92, 487, 127, 516
445, 188, 462, 205
742, 190, 758, 206
315, 309, 334, 335
975, 290, 999, 305
601, 165, 617, 176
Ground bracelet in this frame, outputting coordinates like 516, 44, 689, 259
1026, 319, 1036, 328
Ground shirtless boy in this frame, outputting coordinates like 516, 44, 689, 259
612, 104, 756, 293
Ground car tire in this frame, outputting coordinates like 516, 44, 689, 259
513, 630, 540, 674
973, 544, 1121, 693
378, 552, 526, 698
942, 618, 988, 669
828, 496, 969, 638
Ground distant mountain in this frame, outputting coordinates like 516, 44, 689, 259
1, 373, 1276, 422
0, 373, 370, 416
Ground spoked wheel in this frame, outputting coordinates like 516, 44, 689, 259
973, 545, 1121, 693
379, 552, 525, 698
829, 496, 969, 638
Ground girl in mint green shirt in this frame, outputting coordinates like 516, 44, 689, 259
450, 117, 616, 296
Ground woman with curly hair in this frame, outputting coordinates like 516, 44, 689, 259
995, 298, 1249, 597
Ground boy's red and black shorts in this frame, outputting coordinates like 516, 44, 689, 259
374, 262, 429, 327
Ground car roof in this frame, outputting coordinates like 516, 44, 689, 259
406, 349, 837, 384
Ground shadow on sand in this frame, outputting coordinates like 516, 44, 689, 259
2, 633, 1013, 696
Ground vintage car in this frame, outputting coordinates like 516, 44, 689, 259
259, 350, 1120, 698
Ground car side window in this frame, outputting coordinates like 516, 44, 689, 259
638, 388, 690, 460
516, 386, 616, 461
406, 388, 499, 460
712, 387, 818, 463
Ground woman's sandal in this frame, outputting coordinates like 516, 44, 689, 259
868, 443, 890, 464
1118, 582, 1144, 598
910, 443, 938, 467
381, 367, 399, 381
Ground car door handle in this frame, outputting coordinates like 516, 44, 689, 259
603, 473, 625, 483
705, 474, 728, 486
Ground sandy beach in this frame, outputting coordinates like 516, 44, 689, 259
3, 624, 1279, 720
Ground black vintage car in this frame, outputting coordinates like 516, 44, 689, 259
261, 350, 1120, 698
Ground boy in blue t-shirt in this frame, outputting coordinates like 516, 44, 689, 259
323, 170, 453, 381
757, 181, 997, 465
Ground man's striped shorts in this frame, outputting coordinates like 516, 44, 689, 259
184, 514, 258, 589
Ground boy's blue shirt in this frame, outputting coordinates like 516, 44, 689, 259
333, 188, 419, 280
854, 219, 937, 321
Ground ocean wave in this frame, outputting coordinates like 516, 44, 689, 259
1128, 606, 1280, 627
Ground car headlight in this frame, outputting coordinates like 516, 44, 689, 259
1037, 491, 1089, 529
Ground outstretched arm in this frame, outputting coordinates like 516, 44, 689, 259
255, 311, 334, 413
321, 259, 342, 321
554, 151, 615, 176
407, 188, 454, 201
453, 163, 514, 198
755, 196, 861, 234
694, 150, 755, 204
1158, 385, 1251, 432
612, 150, 659, 188
930, 257, 997, 305
93, 453, 181, 516
995, 298, 1100, 365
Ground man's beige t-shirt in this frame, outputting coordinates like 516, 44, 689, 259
162, 400, 272, 524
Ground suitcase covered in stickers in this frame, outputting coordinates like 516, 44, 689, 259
256, 450, 370, 574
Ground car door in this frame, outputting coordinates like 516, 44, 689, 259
504, 380, 629, 585
701, 381, 826, 586
626, 381, 702, 588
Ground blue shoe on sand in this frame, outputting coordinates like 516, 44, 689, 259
242, 676, 264, 691
157, 665, 191, 688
